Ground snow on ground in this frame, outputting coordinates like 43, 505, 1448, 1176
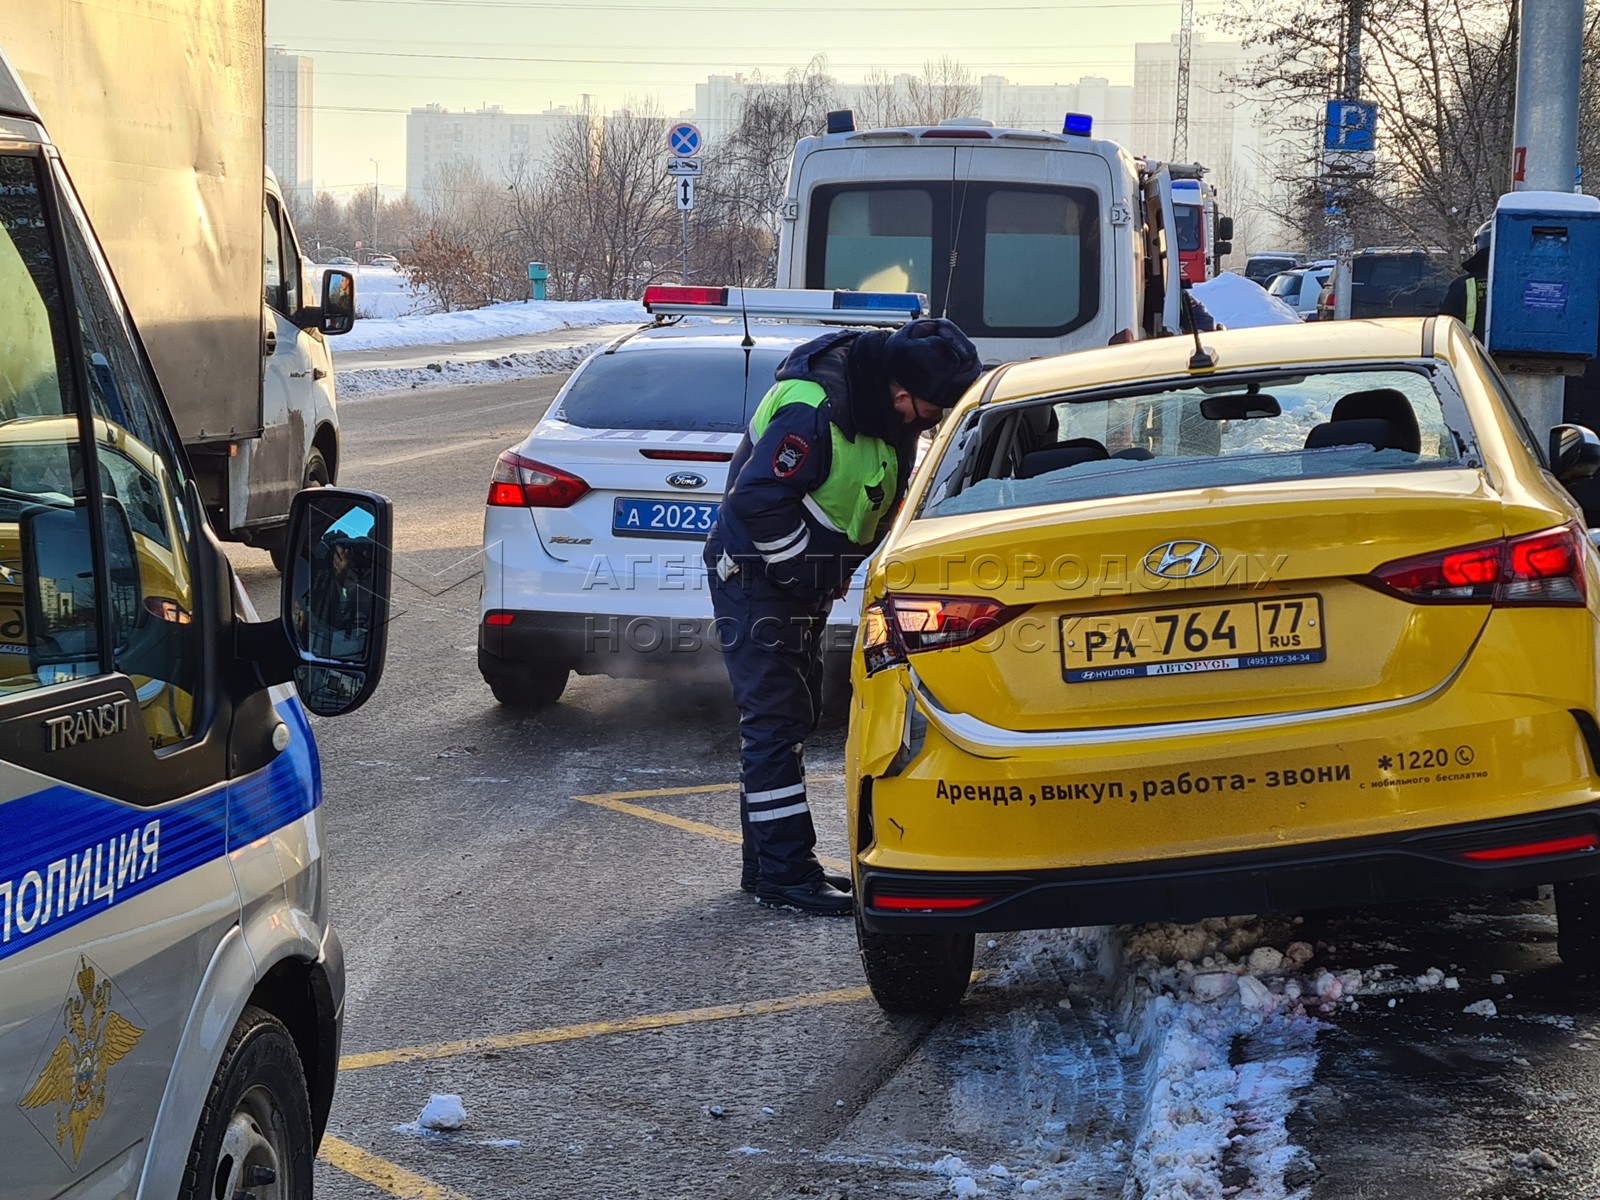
334, 343, 603, 400
333, 295, 647, 353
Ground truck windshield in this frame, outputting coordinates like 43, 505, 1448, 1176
1174, 205, 1202, 253
806, 182, 1100, 339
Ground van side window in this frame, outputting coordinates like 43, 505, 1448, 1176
53, 161, 204, 749
272, 196, 302, 314
263, 202, 286, 316
0, 154, 102, 691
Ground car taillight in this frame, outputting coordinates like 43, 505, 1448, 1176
487, 450, 590, 508
1368, 523, 1587, 607
860, 595, 1024, 672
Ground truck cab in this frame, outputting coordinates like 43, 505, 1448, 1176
774, 112, 1190, 363
0, 51, 391, 1200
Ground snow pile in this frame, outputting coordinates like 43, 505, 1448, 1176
333, 298, 647, 353
1189, 272, 1302, 328
417, 1093, 467, 1131
335, 342, 603, 399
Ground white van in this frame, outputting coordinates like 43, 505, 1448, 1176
774, 112, 1190, 363
1, 49, 392, 1200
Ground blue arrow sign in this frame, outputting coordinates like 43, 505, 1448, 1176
669, 123, 702, 157
1324, 101, 1377, 152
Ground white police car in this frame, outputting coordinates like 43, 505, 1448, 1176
477, 287, 923, 706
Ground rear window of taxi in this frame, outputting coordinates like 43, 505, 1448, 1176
556, 345, 791, 433
924, 367, 1467, 516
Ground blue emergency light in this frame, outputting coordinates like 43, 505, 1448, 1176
1063, 113, 1093, 137
834, 290, 926, 315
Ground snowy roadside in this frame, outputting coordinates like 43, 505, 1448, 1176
334, 343, 605, 400
817, 916, 1525, 1199
334, 298, 647, 353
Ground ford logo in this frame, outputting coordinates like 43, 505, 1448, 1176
1143, 540, 1221, 580
666, 472, 707, 489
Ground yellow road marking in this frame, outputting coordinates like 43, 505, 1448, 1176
340, 985, 872, 1071
573, 781, 848, 873
319, 1134, 472, 1200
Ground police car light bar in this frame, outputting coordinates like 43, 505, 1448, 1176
641, 286, 928, 324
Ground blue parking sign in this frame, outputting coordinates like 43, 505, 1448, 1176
668, 123, 702, 157
1324, 101, 1377, 152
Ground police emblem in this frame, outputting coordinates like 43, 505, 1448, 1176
20, 956, 144, 1162
773, 433, 809, 478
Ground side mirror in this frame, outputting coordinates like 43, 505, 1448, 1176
280, 487, 392, 715
1550, 423, 1600, 482
1215, 240, 1233, 257
1217, 215, 1235, 240
21, 497, 141, 668
320, 269, 355, 336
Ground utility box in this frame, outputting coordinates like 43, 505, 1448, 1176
527, 261, 549, 302
1486, 191, 1600, 361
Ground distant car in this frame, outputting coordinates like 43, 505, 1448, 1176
1243, 251, 1304, 287
846, 315, 1600, 1013
326, 255, 356, 265
1266, 262, 1333, 320
369, 254, 399, 268
1317, 249, 1451, 321
477, 285, 923, 707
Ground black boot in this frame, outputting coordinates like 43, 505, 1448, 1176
742, 869, 851, 894
755, 876, 854, 916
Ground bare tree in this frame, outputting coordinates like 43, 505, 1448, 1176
904, 56, 980, 125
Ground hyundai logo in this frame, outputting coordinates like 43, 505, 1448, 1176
666, 472, 707, 489
1143, 540, 1221, 580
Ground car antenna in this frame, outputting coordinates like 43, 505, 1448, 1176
1180, 288, 1217, 370
736, 271, 755, 349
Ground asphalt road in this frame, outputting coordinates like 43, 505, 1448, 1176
229, 372, 1600, 1200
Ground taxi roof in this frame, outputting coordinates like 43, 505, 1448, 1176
984, 318, 1441, 407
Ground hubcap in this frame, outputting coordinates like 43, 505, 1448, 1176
212, 1086, 285, 1200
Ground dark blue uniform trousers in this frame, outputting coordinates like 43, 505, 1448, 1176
709, 566, 831, 887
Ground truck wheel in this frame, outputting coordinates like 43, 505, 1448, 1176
1557, 876, 1600, 975
486, 664, 569, 708
178, 1005, 313, 1200
856, 913, 974, 1014
269, 451, 332, 573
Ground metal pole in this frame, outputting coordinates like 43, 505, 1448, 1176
681, 209, 689, 285
1331, 0, 1363, 322
1511, 0, 1582, 192
1500, 0, 1584, 435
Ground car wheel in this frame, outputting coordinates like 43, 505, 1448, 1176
486, 664, 570, 708
856, 913, 974, 1014
178, 1005, 313, 1200
1557, 876, 1600, 974
268, 450, 332, 574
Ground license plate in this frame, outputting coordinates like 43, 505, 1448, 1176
612, 497, 719, 539
1061, 594, 1326, 683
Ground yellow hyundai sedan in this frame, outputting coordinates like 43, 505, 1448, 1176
847, 317, 1600, 1012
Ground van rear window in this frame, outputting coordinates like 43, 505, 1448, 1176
808, 181, 1101, 340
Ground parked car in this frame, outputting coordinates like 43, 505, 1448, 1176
326, 254, 357, 265
370, 253, 400, 268
1267, 261, 1334, 320
1316, 249, 1451, 321
846, 315, 1600, 1013
1243, 251, 1305, 287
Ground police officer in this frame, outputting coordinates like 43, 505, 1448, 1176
706, 318, 982, 916
1440, 221, 1490, 340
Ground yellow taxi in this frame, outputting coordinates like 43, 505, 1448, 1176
847, 316, 1600, 1012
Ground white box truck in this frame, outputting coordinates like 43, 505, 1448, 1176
7, 0, 349, 567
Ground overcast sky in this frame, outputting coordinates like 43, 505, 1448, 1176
265, 0, 1233, 195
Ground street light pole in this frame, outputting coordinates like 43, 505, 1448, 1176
369, 158, 379, 260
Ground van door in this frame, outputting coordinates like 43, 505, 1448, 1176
1140, 168, 1183, 337
251, 193, 317, 529
0, 148, 238, 1200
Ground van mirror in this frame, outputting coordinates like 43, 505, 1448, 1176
281, 487, 392, 715
21, 497, 141, 667
1217, 215, 1235, 241
321, 269, 355, 336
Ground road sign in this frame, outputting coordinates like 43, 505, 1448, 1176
1324, 100, 1377, 152
676, 177, 695, 210
666, 157, 701, 177
668, 123, 702, 158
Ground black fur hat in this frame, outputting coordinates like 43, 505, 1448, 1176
885, 318, 981, 409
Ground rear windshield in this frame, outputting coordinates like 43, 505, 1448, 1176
556, 346, 791, 432
924, 367, 1465, 517
1267, 273, 1300, 298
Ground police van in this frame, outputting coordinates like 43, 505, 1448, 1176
774, 110, 1225, 363
1, 50, 392, 1200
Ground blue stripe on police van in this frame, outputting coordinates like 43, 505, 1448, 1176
0, 699, 321, 963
